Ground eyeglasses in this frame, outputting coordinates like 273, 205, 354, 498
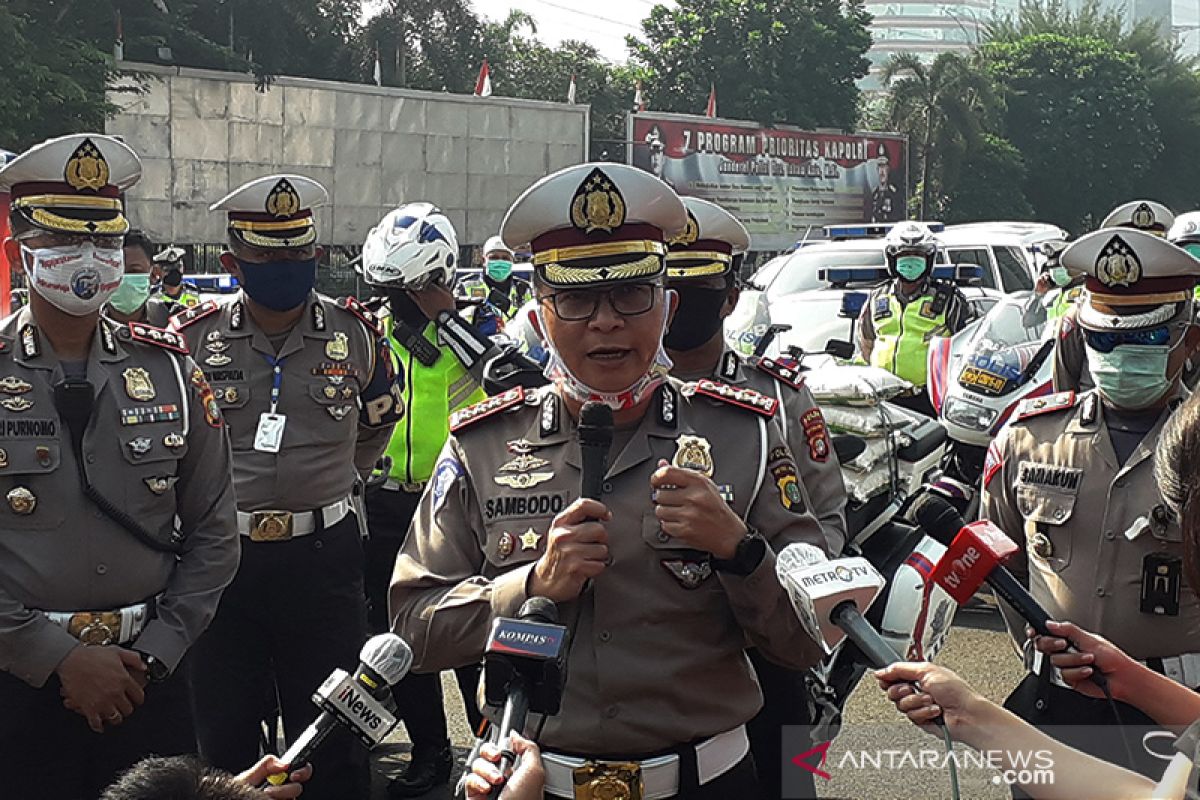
542, 283, 659, 321
15, 231, 124, 250
1084, 326, 1172, 353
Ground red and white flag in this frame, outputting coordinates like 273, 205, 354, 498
633, 81, 645, 113
474, 59, 493, 97
567, 73, 577, 104
705, 84, 717, 118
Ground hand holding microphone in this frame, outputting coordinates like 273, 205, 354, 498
1030, 620, 1139, 701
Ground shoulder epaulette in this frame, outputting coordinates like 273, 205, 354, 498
126, 322, 189, 355
449, 387, 526, 433
684, 378, 778, 418
1014, 391, 1077, 422
752, 356, 805, 391
337, 296, 383, 336
168, 299, 219, 331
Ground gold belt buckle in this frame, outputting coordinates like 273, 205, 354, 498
70, 612, 119, 646
572, 761, 643, 800
251, 511, 294, 542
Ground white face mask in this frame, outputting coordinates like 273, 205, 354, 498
21, 242, 124, 316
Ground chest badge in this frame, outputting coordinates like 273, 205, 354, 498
672, 434, 714, 477
1, 397, 34, 413
661, 559, 713, 589
122, 367, 156, 402
494, 471, 555, 490
497, 532, 516, 559
127, 436, 153, 458
0, 376, 32, 395
327, 404, 354, 421
326, 332, 350, 361
163, 432, 186, 451
7, 486, 36, 515
205, 353, 233, 368
519, 528, 542, 551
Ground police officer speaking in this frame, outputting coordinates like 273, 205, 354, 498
391, 163, 826, 799
858, 221, 974, 417
0, 134, 240, 799
983, 228, 1200, 778
173, 174, 404, 800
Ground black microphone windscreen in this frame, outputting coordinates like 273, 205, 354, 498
914, 494, 966, 547
518, 596, 560, 625
578, 401, 614, 447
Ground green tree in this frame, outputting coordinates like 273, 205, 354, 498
880, 51, 998, 220
941, 134, 1034, 222
985, 34, 1161, 232
629, 0, 872, 129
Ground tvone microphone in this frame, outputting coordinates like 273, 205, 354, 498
485, 597, 569, 776
577, 401, 614, 501
776, 543, 900, 668
265, 633, 413, 786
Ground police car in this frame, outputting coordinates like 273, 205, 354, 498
726, 221, 1063, 359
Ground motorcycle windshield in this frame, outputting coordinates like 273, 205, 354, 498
956, 298, 1048, 398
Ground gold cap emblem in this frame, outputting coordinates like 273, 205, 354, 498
265, 178, 302, 218
1095, 234, 1143, 288
64, 138, 110, 192
669, 211, 700, 248
570, 168, 626, 234
1131, 202, 1156, 230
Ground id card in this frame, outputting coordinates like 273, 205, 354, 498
254, 412, 287, 453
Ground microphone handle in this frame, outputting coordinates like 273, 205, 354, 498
496, 682, 531, 778
830, 600, 902, 669
262, 711, 336, 787
987, 569, 1053, 636
580, 443, 607, 501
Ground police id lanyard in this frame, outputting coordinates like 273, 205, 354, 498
254, 353, 287, 453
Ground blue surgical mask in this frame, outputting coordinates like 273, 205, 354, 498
1050, 266, 1071, 287
486, 259, 514, 281
1085, 343, 1173, 409
894, 255, 927, 281
108, 273, 153, 315
236, 257, 317, 312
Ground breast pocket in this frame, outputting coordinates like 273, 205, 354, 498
214, 383, 251, 411
1016, 485, 1076, 572
303, 383, 360, 442
0, 443, 66, 530
118, 429, 185, 519
482, 523, 546, 571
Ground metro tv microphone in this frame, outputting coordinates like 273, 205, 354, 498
485, 597, 569, 775
264, 633, 413, 787
577, 401, 614, 501
776, 543, 901, 668
917, 495, 1108, 691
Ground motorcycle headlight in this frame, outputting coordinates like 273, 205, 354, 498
943, 396, 998, 432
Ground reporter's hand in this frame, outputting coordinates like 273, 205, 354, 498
876, 662, 984, 739
528, 498, 610, 602
55, 645, 146, 733
237, 755, 313, 798
464, 734, 545, 800
650, 460, 746, 559
408, 282, 457, 319
1031, 620, 1135, 700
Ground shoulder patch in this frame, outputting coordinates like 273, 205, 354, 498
127, 322, 189, 355
449, 386, 526, 433
337, 296, 383, 336
168, 299, 219, 332
684, 378, 778, 418
1015, 391, 1077, 422
753, 356, 805, 391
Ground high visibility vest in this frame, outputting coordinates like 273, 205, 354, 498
458, 276, 532, 321
869, 285, 952, 387
382, 316, 485, 485
1048, 285, 1084, 320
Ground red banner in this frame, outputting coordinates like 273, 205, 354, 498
629, 112, 907, 251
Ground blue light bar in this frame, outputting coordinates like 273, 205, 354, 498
821, 266, 890, 283
822, 221, 946, 240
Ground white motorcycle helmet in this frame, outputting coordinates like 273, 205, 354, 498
361, 202, 458, 290
884, 221, 938, 281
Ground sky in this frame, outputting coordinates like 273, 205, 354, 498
470, 0, 668, 62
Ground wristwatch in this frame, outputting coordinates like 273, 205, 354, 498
135, 650, 170, 684
712, 528, 766, 576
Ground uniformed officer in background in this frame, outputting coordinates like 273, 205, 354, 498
662, 195, 847, 799
457, 235, 534, 328
858, 221, 974, 416
0, 134, 239, 799
173, 174, 404, 800
1168, 211, 1200, 302
983, 227, 1200, 780
1052, 200, 1176, 393
107, 229, 171, 327
151, 246, 201, 314
391, 163, 826, 799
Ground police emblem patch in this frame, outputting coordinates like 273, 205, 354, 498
122, 367, 156, 402
431, 455, 463, 513
672, 434, 714, 477
570, 167, 626, 234
1095, 234, 1142, 288
772, 462, 806, 513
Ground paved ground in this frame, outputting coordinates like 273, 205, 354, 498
366, 591, 1027, 800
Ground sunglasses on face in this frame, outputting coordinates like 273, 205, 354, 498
1084, 326, 1172, 353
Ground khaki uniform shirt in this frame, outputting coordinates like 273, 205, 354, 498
710, 350, 848, 554
391, 380, 826, 755
0, 309, 239, 686
171, 292, 402, 511
981, 391, 1200, 660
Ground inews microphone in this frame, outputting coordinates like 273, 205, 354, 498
776, 543, 900, 668
917, 495, 1108, 690
577, 401, 614, 501
485, 597, 569, 775
265, 633, 413, 786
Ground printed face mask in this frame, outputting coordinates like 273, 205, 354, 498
22, 242, 124, 316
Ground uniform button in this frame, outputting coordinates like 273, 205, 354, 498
94, 510, 104, 519
1105, 530, 1115, 540
1114, 479, 1125, 489
95, 564, 107, 575
1096, 588, 1106, 597
86, 454, 96, 464
314, 540, 324, 550
598, 630, 611, 643
604, 705, 618, 719
656, 531, 670, 543
602, 481, 614, 494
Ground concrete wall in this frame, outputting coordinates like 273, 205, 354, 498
106, 63, 589, 247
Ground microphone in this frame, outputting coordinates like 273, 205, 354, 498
484, 597, 569, 775
265, 633, 413, 786
577, 401, 614, 501
776, 543, 900, 668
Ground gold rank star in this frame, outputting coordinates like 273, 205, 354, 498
519, 528, 541, 551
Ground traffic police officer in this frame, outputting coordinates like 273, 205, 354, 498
1030, 240, 1083, 322
663, 195, 847, 799
108, 229, 171, 327
457, 235, 534, 327
151, 246, 201, 314
858, 221, 973, 416
1053, 201, 1176, 392
983, 228, 1200, 779
173, 174, 404, 800
1168, 211, 1200, 302
391, 163, 826, 799
0, 134, 239, 799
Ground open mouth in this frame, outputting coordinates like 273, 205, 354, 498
587, 347, 632, 362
